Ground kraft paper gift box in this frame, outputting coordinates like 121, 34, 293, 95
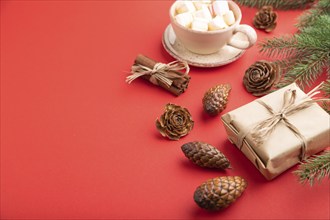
221, 83, 330, 180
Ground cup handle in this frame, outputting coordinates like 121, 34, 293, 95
228, 24, 257, 50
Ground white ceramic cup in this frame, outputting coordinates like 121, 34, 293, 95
169, 1, 257, 55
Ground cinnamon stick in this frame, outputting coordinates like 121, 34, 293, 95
134, 54, 190, 96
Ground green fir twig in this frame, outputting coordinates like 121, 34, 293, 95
234, 0, 315, 10
259, 35, 298, 58
321, 80, 330, 114
259, 13, 330, 90
294, 150, 330, 186
278, 52, 329, 88
321, 80, 330, 97
297, 0, 330, 29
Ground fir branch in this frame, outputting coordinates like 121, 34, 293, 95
281, 52, 329, 88
298, 9, 328, 29
260, 15, 330, 58
259, 35, 298, 58
281, 15, 330, 88
298, 14, 330, 47
234, 0, 315, 10
297, 0, 330, 29
321, 80, 330, 113
321, 80, 330, 97
318, 0, 330, 8
259, 14, 330, 90
294, 150, 330, 186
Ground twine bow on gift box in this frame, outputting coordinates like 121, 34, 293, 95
238, 82, 328, 160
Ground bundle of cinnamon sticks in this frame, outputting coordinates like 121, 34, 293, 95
127, 54, 191, 96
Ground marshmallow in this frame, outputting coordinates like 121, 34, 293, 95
175, 12, 194, 28
208, 4, 215, 17
193, 7, 213, 22
175, 1, 196, 14
193, 0, 212, 10
208, 15, 228, 30
193, 1, 206, 10
191, 18, 209, 31
223, 10, 235, 26
212, 1, 230, 16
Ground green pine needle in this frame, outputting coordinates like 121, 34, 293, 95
321, 80, 330, 97
321, 80, 330, 113
259, 14, 330, 90
259, 35, 298, 58
294, 150, 330, 186
282, 52, 329, 88
297, 0, 330, 28
234, 0, 315, 10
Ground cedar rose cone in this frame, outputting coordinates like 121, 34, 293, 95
253, 6, 277, 32
156, 103, 194, 140
243, 60, 280, 96
194, 176, 247, 211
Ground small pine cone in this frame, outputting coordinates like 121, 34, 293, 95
202, 84, 231, 116
253, 6, 277, 32
194, 176, 247, 211
181, 141, 230, 169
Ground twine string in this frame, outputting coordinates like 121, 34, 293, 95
126, 60, 190, 87
237, 82, 328, 160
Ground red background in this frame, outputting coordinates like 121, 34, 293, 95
1, 1, 329, 219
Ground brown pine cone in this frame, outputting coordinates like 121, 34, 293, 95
181, 141, 230, 169
156, 103, 194, 140
253, 6, 277, 32
194, 176, 247, 211
243, 60, 280, 96
202, 84, 231, 116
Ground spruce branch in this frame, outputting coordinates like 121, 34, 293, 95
281, 52, 329, 88
321, 80, 330, 113
259, 14, 330, 90
234, 0, 315, 10
260, 15, 330, 58
321, 80, 330, 97
294, 150, 330, 186
297, 0, 330, 29
259, 35, 298, 58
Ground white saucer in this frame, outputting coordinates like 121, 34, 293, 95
162, 24, 247, 68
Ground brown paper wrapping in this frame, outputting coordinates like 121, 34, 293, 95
221, 83, 330, 180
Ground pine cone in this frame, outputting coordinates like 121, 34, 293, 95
181, 142, 230, 169
156, 103, 194, 140
202, 84, 231, 116
194, 176, 247, 211
253, 6, 277, 32
243, 60, 280, 96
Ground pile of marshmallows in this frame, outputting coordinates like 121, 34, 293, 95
174, 0, 236, 32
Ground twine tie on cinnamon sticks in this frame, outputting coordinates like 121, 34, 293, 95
127, 60, 189, 87
126, 54, 191, 96
237, 82, 328, 160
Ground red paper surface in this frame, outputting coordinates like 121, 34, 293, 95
1, 1, 329, 219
